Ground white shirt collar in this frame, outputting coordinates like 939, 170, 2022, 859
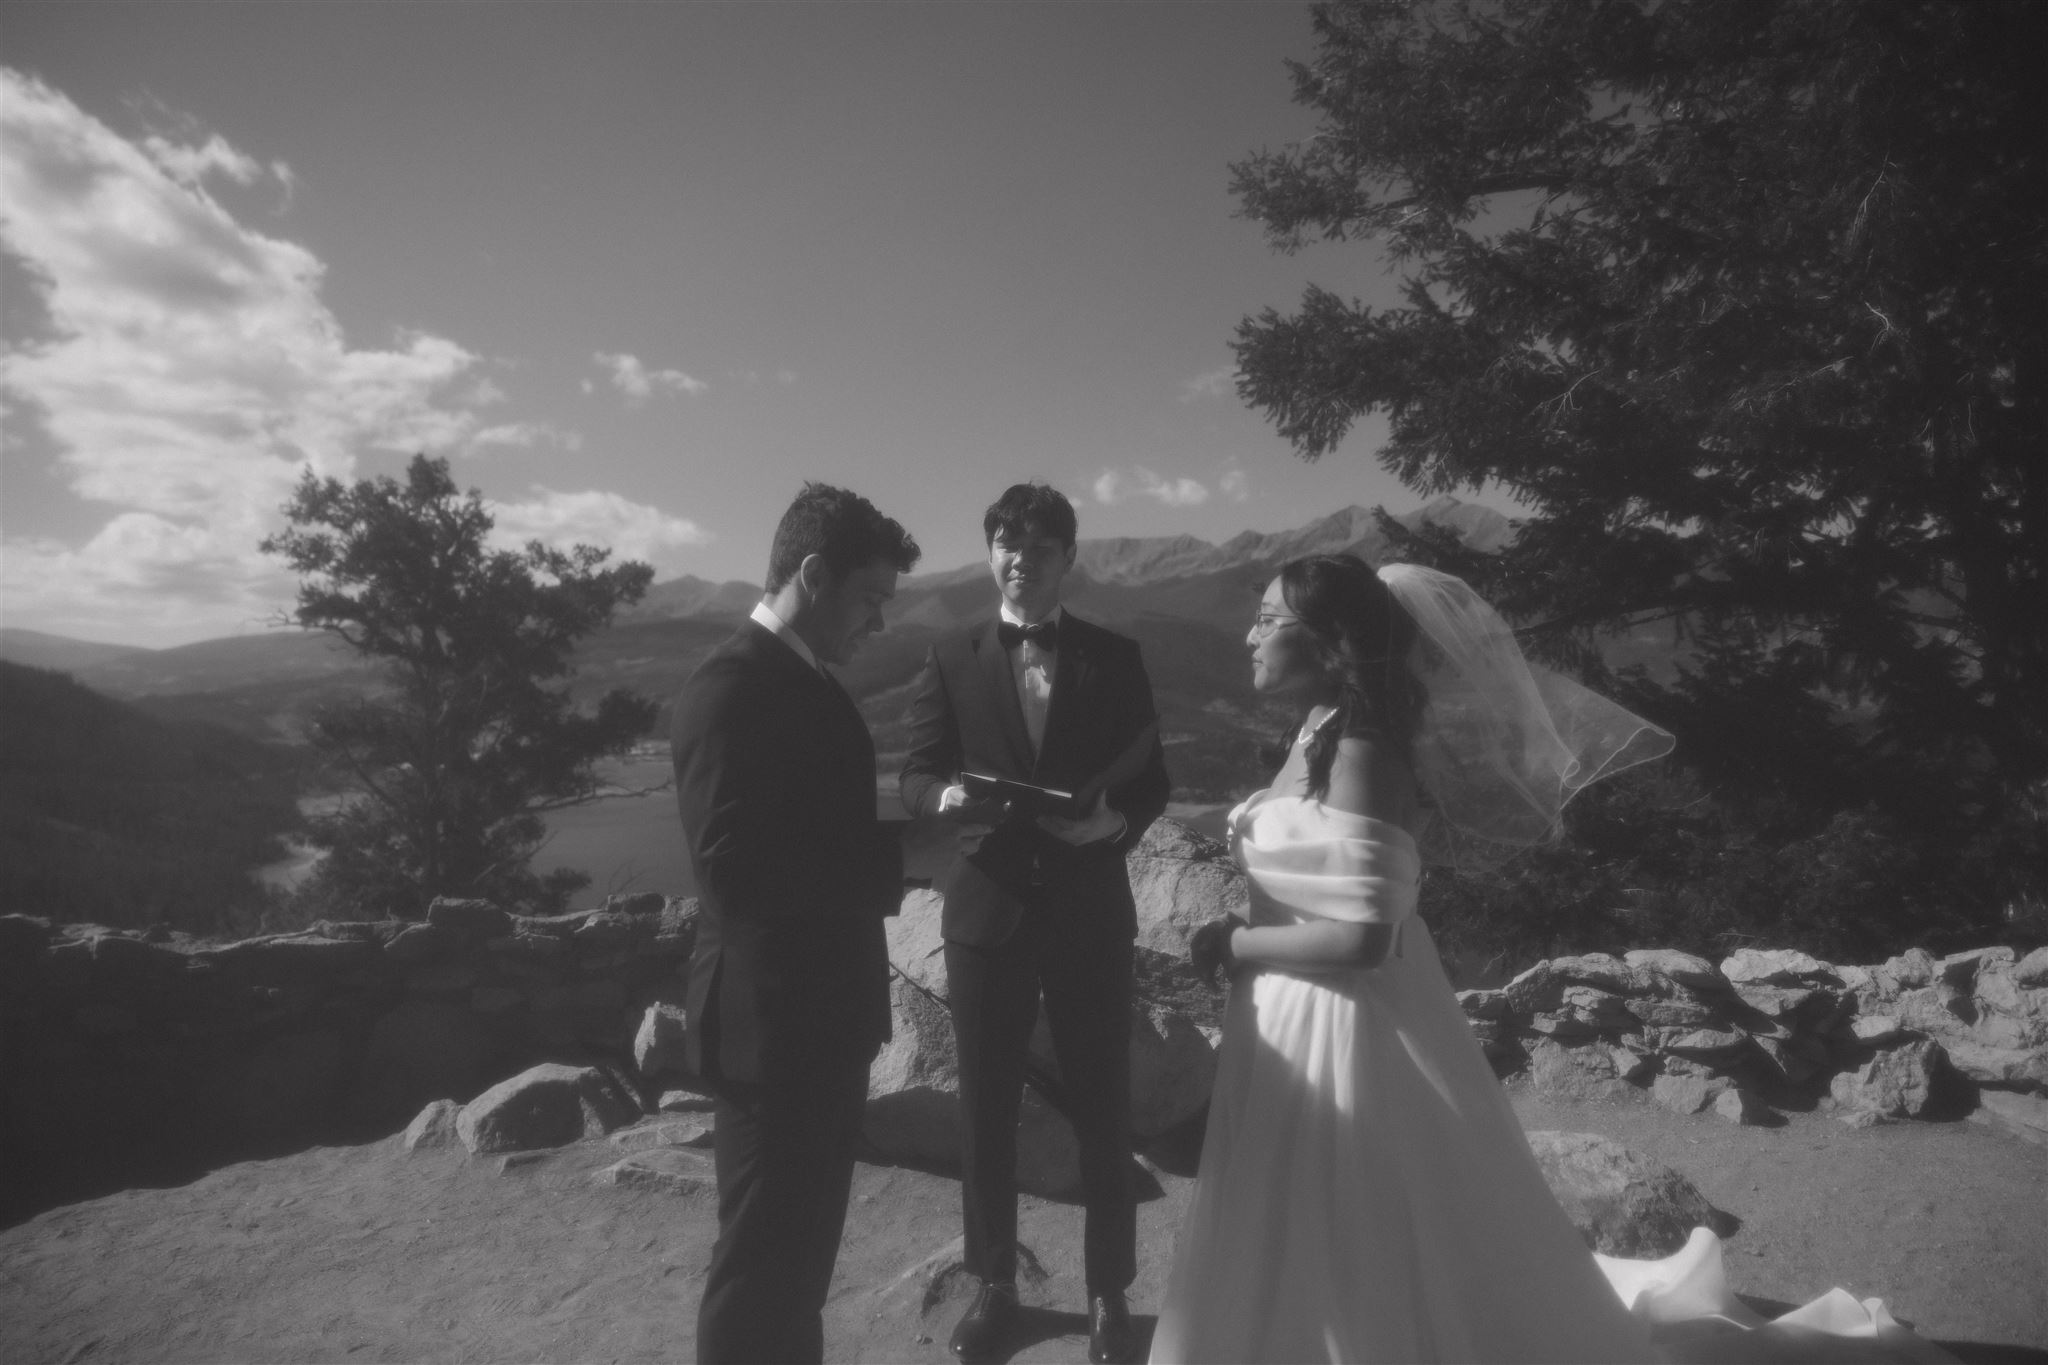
750, 599, 820, 672
998, 602, 1064, 632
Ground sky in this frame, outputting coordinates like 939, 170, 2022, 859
0, 1, 1430, 649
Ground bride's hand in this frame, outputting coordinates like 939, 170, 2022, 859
1189, 915, 1245, 985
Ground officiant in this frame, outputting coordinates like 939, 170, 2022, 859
900, 482, 1169, 1365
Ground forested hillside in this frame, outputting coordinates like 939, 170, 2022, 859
0, 662, 303, 934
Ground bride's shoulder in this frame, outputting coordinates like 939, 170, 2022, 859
1322, 733, 1418, 827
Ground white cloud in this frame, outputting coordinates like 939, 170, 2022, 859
489, 487, 710, 575
591, 350, 708, 403
1092, 466, 1210, 508
1178, 367, 1236, 402
0, 68, 499, 645
1220, 466, 1250, 501
468, 421, 584, 455
141, 131, 265, 187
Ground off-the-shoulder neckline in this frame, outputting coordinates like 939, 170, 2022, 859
1235, 789, 1420, 845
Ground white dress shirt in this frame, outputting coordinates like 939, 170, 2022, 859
999, 602, 1061, 755
750, 599, 822, 674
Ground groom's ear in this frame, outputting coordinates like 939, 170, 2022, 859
797, 553, 835, 601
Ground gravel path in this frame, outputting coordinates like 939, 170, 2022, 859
3, 1090, 2043, 1364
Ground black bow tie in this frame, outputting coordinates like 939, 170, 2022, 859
997, 619, 1058, 651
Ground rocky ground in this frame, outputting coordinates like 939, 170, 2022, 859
3, 1085, 2043, 1365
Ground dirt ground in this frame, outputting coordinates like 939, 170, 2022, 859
3, 1088, 2044, 1365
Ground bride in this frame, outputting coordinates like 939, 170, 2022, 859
1148, 556, 1946, 1365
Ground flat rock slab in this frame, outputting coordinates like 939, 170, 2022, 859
1968, 1090, 2048, 1147
596, 1147, 717, 1195
608, 1117, 715, 1151
1526, 1129, 1731, 1258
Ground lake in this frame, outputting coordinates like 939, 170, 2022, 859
264, 754, 1234, 908
534, 757, 1234, 907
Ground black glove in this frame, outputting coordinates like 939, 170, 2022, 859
1189, 916, 1244, 985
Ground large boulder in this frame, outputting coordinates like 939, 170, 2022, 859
1650, 1072, 1730, 1116
885, 889, 950, 997
1503, 962, 1565, 1015
632, 1002, 690, 1080
455, 1063, 638, 1154
1623, 949, 1722, 991
1524, 1038, 1643, 1102
866, 877, 1220, 1192
1525, 1130, 1730, 1258
1829, 1039, 1947, 1119
864, 975, 965, 1170
1129, 818, 1244, 961
1124, 1002, 1218, 1139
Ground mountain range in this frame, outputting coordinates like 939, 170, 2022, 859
0, 497, 1556, 799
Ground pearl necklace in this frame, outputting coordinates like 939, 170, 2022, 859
1296, 707, 1339, 747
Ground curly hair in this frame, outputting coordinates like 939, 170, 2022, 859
1277, 554, 1426, 800
763, 482, 920, 593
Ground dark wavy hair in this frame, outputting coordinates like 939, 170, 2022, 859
983, 482, 1078, 548
764, 482, 920, 593
1277, 554, 1426, 799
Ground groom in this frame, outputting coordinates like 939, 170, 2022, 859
901, 483, 1169, 1365
671, 482, 920, 1365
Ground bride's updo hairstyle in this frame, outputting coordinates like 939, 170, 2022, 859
1278, 554, 1425, 800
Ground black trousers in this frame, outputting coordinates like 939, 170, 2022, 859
695, 1060, 870, 1365
945, 914, 1135, 1296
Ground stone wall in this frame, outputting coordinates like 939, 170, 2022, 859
0, 893, 698, 1222
5, 817, 2043, 1223
1459, 944, 2048, 1134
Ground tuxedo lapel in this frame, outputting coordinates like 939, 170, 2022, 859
1035, 614, 1096, 779
973, 621, 1036, 775
740, 620, 862, 744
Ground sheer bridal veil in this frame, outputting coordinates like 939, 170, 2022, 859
1376, 563, 1674, 866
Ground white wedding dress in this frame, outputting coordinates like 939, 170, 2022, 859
1149, 791, 1951, 1365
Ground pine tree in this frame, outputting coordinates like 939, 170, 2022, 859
262, 456, 656, 916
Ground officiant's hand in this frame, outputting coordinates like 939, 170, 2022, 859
937, 784, 1000, 854
1035, 791, 1126, 847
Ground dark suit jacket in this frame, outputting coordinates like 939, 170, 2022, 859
900, 612, 1169, 946
671, 620, 902, 1084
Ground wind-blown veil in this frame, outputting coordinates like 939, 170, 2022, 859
1377, 563, 1674, 867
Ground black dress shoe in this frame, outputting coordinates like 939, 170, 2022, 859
949, 1280, 1017, 1364
1088, 1291, 1137, 1365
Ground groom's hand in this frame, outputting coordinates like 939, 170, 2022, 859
1035, 791, 1126, 847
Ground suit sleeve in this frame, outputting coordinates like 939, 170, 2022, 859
1106, 638, 1170, 854
898, 644, 958, 819
672, 660, 812, 926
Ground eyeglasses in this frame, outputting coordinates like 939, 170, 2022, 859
1250, 612, 1304, 639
